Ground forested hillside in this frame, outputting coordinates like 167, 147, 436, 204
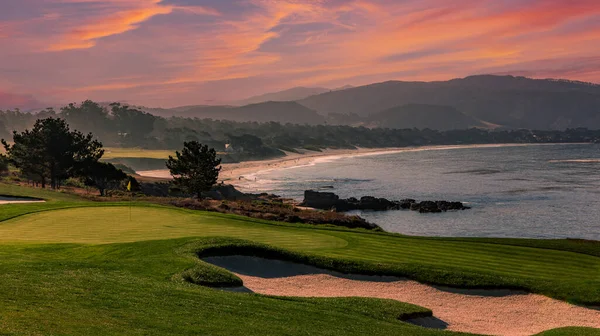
299, 75, 600, 130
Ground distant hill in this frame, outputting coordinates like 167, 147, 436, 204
367, 104, 485, 130
298, 75, 600, 130
235, 87, 330, 106
145, 101, 325, 125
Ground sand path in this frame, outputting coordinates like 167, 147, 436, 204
204, 256, 600, 336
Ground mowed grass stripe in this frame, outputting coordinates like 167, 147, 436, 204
330, 241, 599, 279
347, 236, 599, 270
328, 248, 597, 279
354, 234, 597, 264
325, 250, 593, 281
337, 245, 596, 278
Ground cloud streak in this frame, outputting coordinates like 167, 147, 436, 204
47, 0, 174, 51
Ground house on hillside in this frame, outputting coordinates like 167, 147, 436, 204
224, 143, 244, 153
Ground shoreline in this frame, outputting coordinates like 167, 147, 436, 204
136, 143, 593, 188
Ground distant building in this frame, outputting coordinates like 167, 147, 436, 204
225, 143, 243, 153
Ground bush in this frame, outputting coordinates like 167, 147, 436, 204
62, 177, 86, 188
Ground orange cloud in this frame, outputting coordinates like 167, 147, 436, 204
48, 0, 174, 51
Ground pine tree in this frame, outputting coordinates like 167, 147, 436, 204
166, 141, 221, 199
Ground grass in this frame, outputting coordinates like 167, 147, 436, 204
0, 183, 599, 335
102, 147, 176, 159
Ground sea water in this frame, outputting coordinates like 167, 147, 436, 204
241, 144, 600, 239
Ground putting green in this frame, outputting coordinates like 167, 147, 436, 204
0, 207, 347, 250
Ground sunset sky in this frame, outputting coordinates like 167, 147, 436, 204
1, 0, 599, 108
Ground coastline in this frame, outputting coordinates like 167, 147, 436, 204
136, 143, 592, 188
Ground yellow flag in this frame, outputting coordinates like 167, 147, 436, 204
127, 181, 131, 192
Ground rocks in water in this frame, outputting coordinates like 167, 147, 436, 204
301, 190, 470, 214
302, 190, 340, 209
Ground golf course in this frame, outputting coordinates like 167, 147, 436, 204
1, 183, 599, 336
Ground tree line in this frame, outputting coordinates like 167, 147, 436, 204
2, 100, 600, 163
1, 116, 222, 198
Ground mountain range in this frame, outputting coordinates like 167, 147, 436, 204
234, 87, 331, 106
144, 101, 325, 125
152, 75, 600, 130
5, 75, 600, 130
299, 75, 600, 130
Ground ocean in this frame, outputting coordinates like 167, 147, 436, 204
240, 143, 600, 240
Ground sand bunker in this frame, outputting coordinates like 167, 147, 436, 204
203, 256, 600, 336
0, 196, 45, 205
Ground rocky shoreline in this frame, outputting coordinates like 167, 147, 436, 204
301, 190, 470, 213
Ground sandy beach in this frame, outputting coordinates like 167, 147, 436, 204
137, 147, 404, 181
136, 143, 584, 188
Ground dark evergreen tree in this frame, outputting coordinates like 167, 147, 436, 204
0, 154, 9, 175
60, 100, 111, 138
166, 141, 221, 199
82, 162, 127, 196
111, 103, 156, 145
2, 117, 104, 189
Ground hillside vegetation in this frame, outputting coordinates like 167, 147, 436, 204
367, 104, 485, 130
299, 75, 600, 130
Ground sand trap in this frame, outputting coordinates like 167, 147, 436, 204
203, 256, 600, 336
0, 196, 45, 205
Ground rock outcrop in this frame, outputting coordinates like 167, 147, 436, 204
301, 190, 470, 213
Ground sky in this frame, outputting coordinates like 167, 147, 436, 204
1, 0, 599, 109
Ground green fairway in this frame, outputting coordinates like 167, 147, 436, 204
102, 148, 176, 159
1, 183, 599, 336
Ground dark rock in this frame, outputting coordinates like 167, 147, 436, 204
301, 190, 470, 214
399, 199, 416, 209
436, 201, 470, 211
301, 190, 340, 209
416, 201, 442, 213
358, 196, 396, 211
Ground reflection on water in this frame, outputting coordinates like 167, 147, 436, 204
243, 144, 600, 240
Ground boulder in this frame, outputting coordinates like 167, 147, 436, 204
358, 196, 396, 211
416, 201, 442, 213
301, 190, 340, 209
300, 190, 470, 214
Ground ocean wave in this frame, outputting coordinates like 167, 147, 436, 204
446, 169, 505, 175
549, 159, 600, 163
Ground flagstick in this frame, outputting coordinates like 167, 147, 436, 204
129, 191, 133, 221
127, 180, 132, 221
